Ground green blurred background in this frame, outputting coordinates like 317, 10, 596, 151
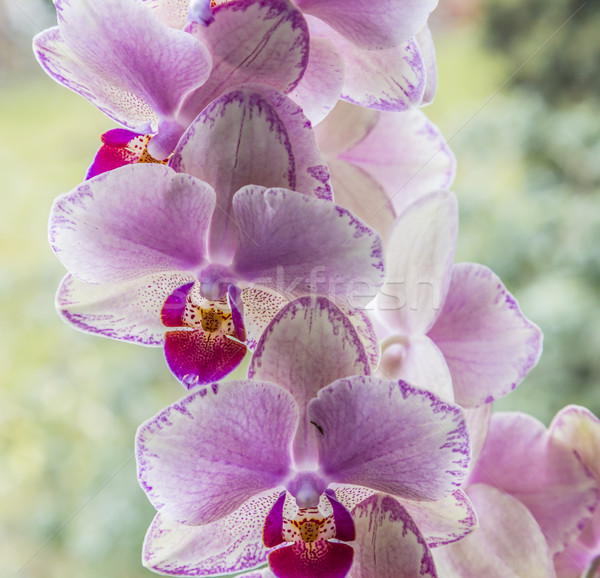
1, 0, 598, 576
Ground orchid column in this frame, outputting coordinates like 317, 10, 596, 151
34, 0, 600, 577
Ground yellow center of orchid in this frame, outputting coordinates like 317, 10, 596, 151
282, 508, 336, 544
132, 135, 168, 166
181, 295, 237, 338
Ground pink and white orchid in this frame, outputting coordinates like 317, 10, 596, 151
49, 88, 384, 387
136, 297, 471, 576
375, 190, 543, 407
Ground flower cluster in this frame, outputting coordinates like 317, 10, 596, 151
36, 0, 600, 576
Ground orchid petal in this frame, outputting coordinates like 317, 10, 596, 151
349, 493, 437, 578
378, 334, 454, 403
400, 489, 477, 548
249, 296, 371, 467
35, 0, 211, 134
241, 287, 290, 350
49, 164, 214, 284
294, 0, 438, 49
309, 376, 470, 501
143, 492, 279, 575
164, 329, 247, 389
170, 87, 332, 262
268, 541, 353, 578
287, 37, 344, 125
182, 0, 309, 118
339, 37, 426, 112
429, 263, 543, 407
326, 158, 396, 239
465, 404, 492, 463
142, 0, 190, 29
432, 484, 556, 578
232, 187, 384, 308
136, 381, 297, 525
340, 108, 456, 215
57, 272, 194, 345
378, 191, 458, 335
468, 412, 600, 553
86, 129, 147, 179
416, 25, 438, 105
550, 405, 600, 480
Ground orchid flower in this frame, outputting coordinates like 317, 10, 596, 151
314, 100, 456, 238
550, 406, 600, 578
374, 190, 543, 407
136, 297, 472, 576
34, 0, 341, 160
49, 87, 383, 387
432, 408, 600, 577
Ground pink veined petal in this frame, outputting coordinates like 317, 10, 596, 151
49, 164, 215, 284
428, 263, 543, 408
170, 86, 332, 262
338, 36, 427, 112
399, 489, 478, 548
378, 333, 454, 403
57, 271, 195, 346
293, 0, 438, 49
143, 491, 280, 575
308, 376, 470, 501
136, 381, 297, 526
377, 191, 458, 336
287, 36, 344, 125
432, 484, 557, 578
163, 328, 247, 389
231, 186, 384, 309
268, 540, 354, 578
36, 0, 211, 136
248, 296, 371, 468
340, 108, 456, 215
468, 412, 600, 553
349, 493, 437, 578
416, 25, 438, 105
181, 0, 309, 120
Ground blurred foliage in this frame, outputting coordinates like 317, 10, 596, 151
483, 0, 600, 104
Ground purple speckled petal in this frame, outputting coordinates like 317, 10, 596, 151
57, 271, 195, 346
170, 86, 332, 262
348, 493, 437, 578
468, 412, 600, 553
377, 191, 458, 336
399, 489, 477, 548
248, 296, 371, 467
432, 484, 556, 577
428, 263, 543, 408
141, 0, 190, 28
325, 489, 356, 542
308, 376, 470, 501
416, 25, 438, 105
339, 37, 426, 112
86, 129, 147, 179
241, 286, 290, 350
143, 492, 279, 576
181, 0, 309, 121
378, 333, 454, 403
136, 380, 297, 525
34, 0, 211, 137
339, 107, 457, 216
232, 186, 384, 309
287, 36, 344, 125
163, 329, 247, 389
49, 164, 214, 284
294, 0, 438, 49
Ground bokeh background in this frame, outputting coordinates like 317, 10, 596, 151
1, 0, 599, 575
